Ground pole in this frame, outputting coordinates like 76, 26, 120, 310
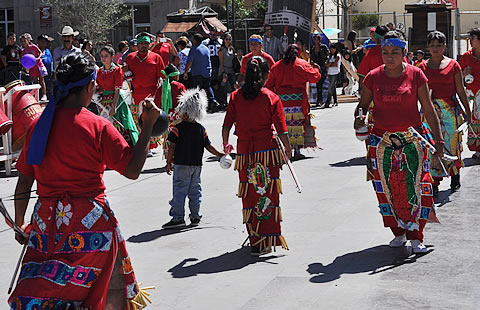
226, 0, 230, 31
322, 0, 325, 29
311, 0, 317, 34
131, 5, 135, 37
456, 8, 461, 59
232, 0, 236, 43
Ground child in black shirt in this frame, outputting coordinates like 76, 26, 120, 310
163, 88, 224, 228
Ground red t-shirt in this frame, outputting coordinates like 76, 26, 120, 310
125, 51, 165, 90
459, 49, 480, 96
266, 57, 321, 90
418, 59, 461, 104
357, 45, 383, 78
96, 65, 123, 91
363, 64, 428, 132
151, 42, 170, 66
240, 52, 275, 75
414, 59, 425, 67
16, 108, 133, 197
223, 87, 287, 153
153, 80, 186, 113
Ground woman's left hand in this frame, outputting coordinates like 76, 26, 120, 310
434, 141, 445, 158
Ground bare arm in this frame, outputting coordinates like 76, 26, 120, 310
353, 85, 373, 129
168, 38, 178, 57
110, 88, 121, 116
454, 71, 472, 123
278, 133, 292, 159
183, 62, 192, 79
166, 143, 175, 175
1, 55, 6, 67
222, 126, 231, 149
418, 83, 444, 156
206, 144, 224, 157
218, 49, 224, 75
14, 173, 34, 244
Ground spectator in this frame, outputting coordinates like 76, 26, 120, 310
324, 44, 341, 108
202, 30, 223, 103
37, 34, 54, 98
1, 32, 21, 70
20, 33, 48, 101
150, 30, 178, 66
406, 51, 414, 65
262, 24, 284, 61
345, 31, 361, 68
53, 26, 81, 69
363, 27, 377, 51
72, 37, 81, 48
82, 40, 96, 62
295, 39, 309, 61
386, 22, 395, 31
414, 49, 425, 67
218, 32, 237, 105
183, 33, 219, 113
174, 36, 190, 88
311, 33, 329, 106
114, 40, 128, 65
342, 50, 356, 96
122, 39, 137, 65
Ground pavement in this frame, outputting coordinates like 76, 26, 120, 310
1, 101, 480, 309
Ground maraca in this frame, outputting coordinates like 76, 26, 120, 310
138, 98, 169, 137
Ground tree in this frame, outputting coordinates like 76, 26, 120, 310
331, 0, 361, 38
352, 13, 379, 31
42, 0, 131, 44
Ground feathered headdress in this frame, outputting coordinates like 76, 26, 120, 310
176, 87, 208, 122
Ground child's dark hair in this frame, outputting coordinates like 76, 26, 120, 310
283, 44, 299, 64
384, 30, 406, 41
343, 50, 352, 62
56, 53, 95, 104
468, 28, 480, 40
100, 45, 115, 56
242, 56, 269, 100
427, 30, 446, 45
165, 63, 179, 76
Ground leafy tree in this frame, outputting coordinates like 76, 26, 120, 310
352, 13, 379, 31
42, 0, 131, 44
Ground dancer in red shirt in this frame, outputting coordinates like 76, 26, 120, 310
125, 33, 165, 150
9, 53, 159, 309
354, 31, 443, 254
459, 27, 480, 157
419, 31, 472, 192
97, 46, 139, 146
223, 56, 291, 256
266, 44, 321, 156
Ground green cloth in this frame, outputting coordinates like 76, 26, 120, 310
160, 69, 180, 113
103, 90, 139, 145
137, 36, 151, 43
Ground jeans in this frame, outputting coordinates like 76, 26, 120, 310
169, 165, 203, 221
326, 74, 339, 107
191, 75, 216, 103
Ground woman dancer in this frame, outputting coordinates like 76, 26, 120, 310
266, 44, 321, 157
459, 28, 480, 158
419, 31, 471, 192
354, 31, 443, 253
19, 33, 48, 101
97, 45, 139, 146
223, 56, 291, 256
9, 53, 158, 309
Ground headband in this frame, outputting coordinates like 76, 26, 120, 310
249, 38, 263, 44
374, 32, 384, 40
27, 70, 97, 165
381, 38, 407, 49
161, 69, 180, 113
137, 36, 151, 44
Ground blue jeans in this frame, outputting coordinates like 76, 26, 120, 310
169, 165, 202, 221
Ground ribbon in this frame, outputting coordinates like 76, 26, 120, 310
160, 69, 180, 113
27, 70, 97, 165
381, 38, 407, 49
137, 36, 151, 44
249, 38, 263, 44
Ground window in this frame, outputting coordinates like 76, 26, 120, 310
0, 8, 14, 48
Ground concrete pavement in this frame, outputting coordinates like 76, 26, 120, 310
1, 101, 479, 309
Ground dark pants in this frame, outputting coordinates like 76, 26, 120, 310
326, 74, 338, 107
218, 72, 236, 105
191, 75, 216, 106
316, 67, 327, 104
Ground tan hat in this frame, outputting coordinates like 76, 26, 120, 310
58, 26, 79, 36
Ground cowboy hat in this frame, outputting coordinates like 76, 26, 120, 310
58, 26, 79, 36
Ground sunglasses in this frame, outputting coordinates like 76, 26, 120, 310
225, 38, 232, 41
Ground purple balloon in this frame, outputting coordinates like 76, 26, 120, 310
21, 54, 36, 69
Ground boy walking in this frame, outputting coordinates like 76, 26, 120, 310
162, 88, 224, 228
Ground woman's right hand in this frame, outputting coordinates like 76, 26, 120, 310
354, 118, 366, 130
141, 99, 161, 128
15, 223, 30, 245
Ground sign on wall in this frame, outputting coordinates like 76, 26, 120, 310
40, 6, 52, 27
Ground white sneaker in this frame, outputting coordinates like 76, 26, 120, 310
147, 150, 153, 157
389, 234, 407, 248
411, 240, 428, 254
40, 95, 48, 101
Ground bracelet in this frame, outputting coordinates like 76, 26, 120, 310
435, 140, 445, 144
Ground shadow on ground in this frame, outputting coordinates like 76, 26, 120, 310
140, 167, 167, 174
329, 156, 366, 167
463, 158, 480, 167
168, 247, 281, 278
127, 225, 237, 243
307, 245, 433, 283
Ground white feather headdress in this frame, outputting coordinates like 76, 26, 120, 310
176, 87, 208, 122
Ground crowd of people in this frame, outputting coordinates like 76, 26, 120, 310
3, 21, 480, 308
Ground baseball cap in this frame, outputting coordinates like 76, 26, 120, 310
369, 27, 376, 33
129, 38, 137, 45
37, 34, 54, 42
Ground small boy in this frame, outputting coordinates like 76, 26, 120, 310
162, 88, 224, 229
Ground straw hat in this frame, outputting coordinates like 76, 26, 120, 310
58, 26, 79, 36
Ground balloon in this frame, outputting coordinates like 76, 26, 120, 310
138, 108, 169, 137
21, 54, 36, 69
219, 154, 233, 169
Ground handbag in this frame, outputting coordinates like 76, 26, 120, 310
232, 56, 241, 73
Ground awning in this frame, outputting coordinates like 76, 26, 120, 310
162, 21, 198, 33
161, 17, 227, 34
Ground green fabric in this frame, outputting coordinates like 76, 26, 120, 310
374, 33, 384, 40
137, 36, 151, 43
160, 69, 180, 113
103, 90, 139, 145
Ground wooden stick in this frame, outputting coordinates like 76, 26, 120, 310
8, 243, 27, 294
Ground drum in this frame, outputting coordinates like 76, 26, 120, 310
0, 108, 12, 134
11, 87, 43, 151
3, 80, 25, 115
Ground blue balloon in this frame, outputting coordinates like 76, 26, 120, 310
21, 54, 36, 69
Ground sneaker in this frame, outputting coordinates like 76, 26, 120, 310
450, 174, 461, 191
147, 150, 153, 157
411, 240, 428, 254
473, 151, 480, 159
40, 95, 48, 101
190, 218, 201, 227
162, 219, 186, 229
389, 234, 407, 248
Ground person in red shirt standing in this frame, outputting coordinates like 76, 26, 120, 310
222, 56, 291, 256
419, 31, 472, 193
414, 49, 425, 67
124, 32, 166, 151
266, 44, 321, 157
354, 31, 443, 254
459, 27, 480, 157
234, 34, 275, 89
150, 30, 178, 66
9, 53, 159, 309
97, 45, 139, 146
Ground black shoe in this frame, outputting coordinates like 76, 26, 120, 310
450, 174, 461, 191
250, 246, 272, 256
162, 219, 186, 229
433, 185, 439, 196
190, 218, 201, 227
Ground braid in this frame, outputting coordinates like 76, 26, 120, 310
283, 44, 299, 64
55, 52, 95, 104
241, 56, 269, 100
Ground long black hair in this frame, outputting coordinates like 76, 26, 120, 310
241, 56, 269, 100
283, 44, 299, 64
55, 53, 96, 105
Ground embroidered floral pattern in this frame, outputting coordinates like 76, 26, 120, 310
55, 201, 73, 229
